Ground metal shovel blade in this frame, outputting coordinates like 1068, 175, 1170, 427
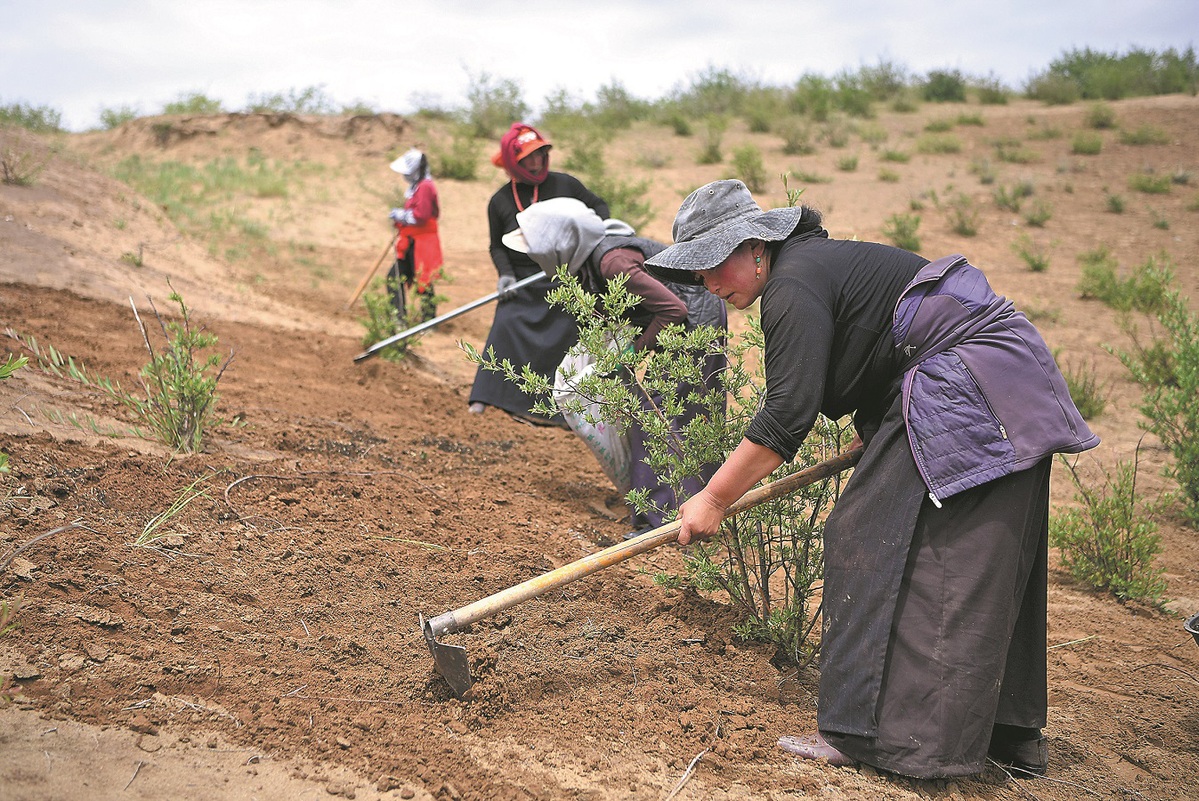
420, 612, 474, 700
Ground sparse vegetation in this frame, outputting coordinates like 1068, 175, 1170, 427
731, 144, 767, 192
944, 193, 979, 236
1072, 132, 1104, 155
1077, 247, 1172, 313
1051, 452, 1166, 605
1011, 233, 1050, 272
883, 212, 921, 251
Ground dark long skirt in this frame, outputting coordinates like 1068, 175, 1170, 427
468, 276, 576, 423
819, 398, 1051, 777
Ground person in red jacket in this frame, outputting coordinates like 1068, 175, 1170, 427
388, 148, 443, 322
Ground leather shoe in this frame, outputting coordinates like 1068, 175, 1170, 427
988, 735, 1048, 775
777, 733, 856, 767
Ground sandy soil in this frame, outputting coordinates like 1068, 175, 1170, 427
2, 95, 1198, 801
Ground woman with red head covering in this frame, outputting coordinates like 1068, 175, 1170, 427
468, 122, 609, 425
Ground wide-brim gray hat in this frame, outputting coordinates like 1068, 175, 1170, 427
645, 179, 805, 273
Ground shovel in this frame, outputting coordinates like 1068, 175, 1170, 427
420, 447, 862, 699
345, 234, 399, 310
353, 272, 546, 362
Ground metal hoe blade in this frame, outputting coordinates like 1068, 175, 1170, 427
420, 612, 474, 699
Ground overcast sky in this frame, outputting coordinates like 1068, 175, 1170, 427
3, 1, 1196, 131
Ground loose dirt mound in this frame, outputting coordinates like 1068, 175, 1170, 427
2, 97, 1199, 801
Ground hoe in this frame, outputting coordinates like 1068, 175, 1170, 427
420, 448, 862, 699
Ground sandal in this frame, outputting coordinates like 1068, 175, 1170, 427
777, 733, 856, 767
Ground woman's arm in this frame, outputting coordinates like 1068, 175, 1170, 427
677, 438, 784, 545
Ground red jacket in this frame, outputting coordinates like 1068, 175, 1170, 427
395, 179, 443, 290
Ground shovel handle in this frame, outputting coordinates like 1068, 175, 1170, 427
424, 447, 862, 639
345, 234, 399, 310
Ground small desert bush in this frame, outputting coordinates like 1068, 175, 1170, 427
431, 126, 481, 181
1111, 258, 1199, 521
1078, 248, 1172, 313
10, 288, 233, 452
696, 116, 727, 164
922, 69, 968, 102
99, 105, 140, 129
916, 133, 962, 154
883, 213, 921, 251
359, 276, 416, 362
0, 101, 63, 132
1128, 171, 1172, 194
969, 158, 996, 185
1119, 125, 1170, 146
731, 145, 767, 192
462, 71, 528, 139
881, 149, 911, 164
835, 154, 859, 172
563, 137, 653, 231
1105, 193, 1126, 213
1023, 198, 1053, 227
878, 168, 901, 183
996, 143, 1040, 164
245, 85, 337, 115
924, 118, 954, 133
162, 91, 224, 115
1011, 233, 1050, 272
1051, 453, 1166, 605
1, 146, 45, 187
993, 181, 1035, 212
1026, 123, 1062, 140
1083, 102, 1118, 129
944, 193, 979, 236
1060, 357, 1108, 419
1072, 132, 1103, 155
778, 116, 817, 155
956, 112, 985, 127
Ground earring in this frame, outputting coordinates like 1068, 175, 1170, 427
755, 253, 762, 278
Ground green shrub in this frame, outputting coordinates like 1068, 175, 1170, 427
1111, 258, 1199, 522
1023, 198, 1053, 227
731, 145, 767, 192
1072, 132, 1103, 155
878, 168, 900, 183
0, 146, 45, 187
922, 69, 967, 102
563, 137, 653, 230
956, 112, 985, 127
431, 126, 481, 181
924, 118, 954, 133
993, 181, 1034, 212
973, 75, 1010, 104
359, 276, 416, 362
1025, 73, 1081, 105
915, 133, 961, 154
1011, 233, 1050, 272
1060, 357, 1107, 419
996, 143, 1040, 164
162, 91, 223, 115
468, 266, 851, 665
835, 154, 859, 172
777, 116, 816, 155
0, 101, 63, 132
881, 149, 910, 164
462, 70, 528, 139
1077, 248, 1171, 313
883, 213, 921, 251
245, 85, 337, 114
944, 193, 979, 236
820, 117, 851, 148
1119, 125, 1170, 146
968, 158, 996, 184
99, 105, 140, 129
1051, 453, 1166, 605
696, 116, 726, 164
1105, 193, 1126, 213
1128, 171, 1172, 194
11, 288, 233, 452
1026, 123, 1062, 140
1083, 102, 1118, 129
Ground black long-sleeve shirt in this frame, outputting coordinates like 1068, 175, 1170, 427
745, 235, 928, 461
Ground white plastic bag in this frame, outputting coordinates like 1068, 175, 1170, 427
553, 348, 632, 494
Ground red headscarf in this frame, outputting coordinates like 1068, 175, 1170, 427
492, 122, 551, 185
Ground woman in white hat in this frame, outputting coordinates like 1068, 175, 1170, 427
388, 148, 442, 322
647, 179, 1098, 779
